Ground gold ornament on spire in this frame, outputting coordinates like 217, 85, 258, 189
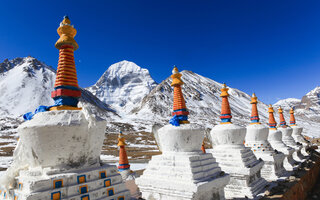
117, 132, 127, 146
220, 83, 229, 97
55, 16, 79, 50
171, 66, 184, 86
250, 93, 258, 104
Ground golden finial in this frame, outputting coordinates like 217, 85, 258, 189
250, 93, 258, 104
220, 83, 229, 97
289, 107, 294, 114
268, 104, 274, 113
278, 106, 283, 113
117, 131, 126, 146
61, 15, 71, 25
171, 65, 183, 86
55, 16, 79, 50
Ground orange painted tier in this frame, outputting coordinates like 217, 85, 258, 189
268, 105, 277, 129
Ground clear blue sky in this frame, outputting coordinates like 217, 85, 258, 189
0, 0, 320, 104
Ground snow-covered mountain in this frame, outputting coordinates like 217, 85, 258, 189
274, 87, 320, 138
87, 61, 320, 137
0, 57, 55, 116
87, 61, 157, 116
0, 57, 319, 137
273, 98, 301, 111
0, 57, 115, 118
130, 70, 269, 127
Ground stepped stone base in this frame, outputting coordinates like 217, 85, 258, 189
0, 164, 130, 200
292, 126, 310, 157
210, 146, 268, 199
279, 127, 305, 162
136, 152, 230, 200
256, 153, 286, 181
246, 140, 287, 180
245, 124, 287, 181
268, 129, 298, 171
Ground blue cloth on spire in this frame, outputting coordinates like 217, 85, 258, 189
169, 115, 188, 126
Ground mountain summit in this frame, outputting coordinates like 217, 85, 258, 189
0, 57, 55, 116
87, 60, 157, 115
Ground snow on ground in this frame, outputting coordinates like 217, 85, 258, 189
0, 156, 12, 169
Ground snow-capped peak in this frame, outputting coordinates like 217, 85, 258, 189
306, 86, 320, 96
0, 57, 56, 116
87, 60, 157, 115
273, 98, 301, 110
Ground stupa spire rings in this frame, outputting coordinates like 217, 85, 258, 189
268, 104, 277, 130
289, 107, 296, 126
278, 106, 287, 127
169, 66, 189, 126
250, 93, 260, 124
50, 16, 81, 111
117, 131, 130, 172
220, 83, 232, 124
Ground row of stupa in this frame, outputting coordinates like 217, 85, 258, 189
134, 67, 310, 199
0, 16, 311, 200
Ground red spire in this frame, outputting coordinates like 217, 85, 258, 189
220, 83, 232, 124
289, 107, 296, 126
117, 132, 130, 172
278, 106, 287, 127
268, 105, 277, 129
201, 140, 206, 153
170, 66, 189, 126
250, 93, 260, 124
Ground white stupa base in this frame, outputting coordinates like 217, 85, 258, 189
254, 152, 287, 181
120, 170, 141, 199
210, 146, 268, 199
0, 164, 130, 200
278, 127, 305, 162
210, 124, 268, 199
300, 145, 310, 157
291, 126, 310, 157
268, 129, 298, 171
138, 124, 230, 200
136, 152, 230, 200
245, 124, 287, 181
0, 108, 131, 200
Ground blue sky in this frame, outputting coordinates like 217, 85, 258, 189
0, 1, 320, 103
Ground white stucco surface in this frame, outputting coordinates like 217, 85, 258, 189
0, 107, 130, 200
291, 126, 310, 156
210, 123, 268, 199
137, 124, 230, 200
245, 124, 286, 181
268, 129, 297, 171
278, 126, 305, 162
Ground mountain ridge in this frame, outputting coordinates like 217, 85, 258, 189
0, 57, 319, 137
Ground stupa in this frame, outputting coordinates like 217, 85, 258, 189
117, 132, 140, 199
289, 108, 310, 156
209, 84, 267, 199
267, 105, 297, 171
0, 16, 130, 200
277, 107, 305, 162
244, 93, 286, 181
136, 66, 230, 200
